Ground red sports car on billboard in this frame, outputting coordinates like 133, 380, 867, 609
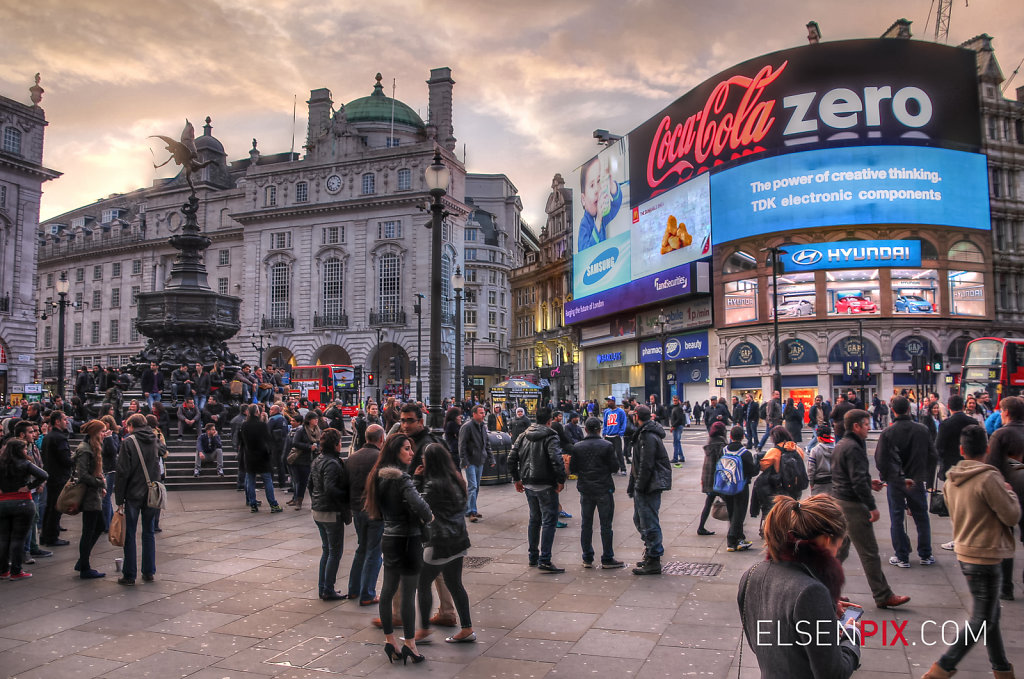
835, 295, 877, 314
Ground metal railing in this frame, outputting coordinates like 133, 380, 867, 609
369, 309, 406, 326
261, 315, 294, 331
313, 312, 349, 329
38, 231, 147, 259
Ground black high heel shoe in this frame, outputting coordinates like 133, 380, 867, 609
384, 642, 399, 664
400, 645, 425, 664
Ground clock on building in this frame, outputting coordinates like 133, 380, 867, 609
326, 174, 342, 194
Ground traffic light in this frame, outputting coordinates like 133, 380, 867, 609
931, 353, 943, 372
354, 366, 362, 383
389, 356, 397, 378
366, 372, 375, 385
910, 355, 923, 375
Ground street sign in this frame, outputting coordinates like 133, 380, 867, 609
714, 378, 725, 387
24, 384, 43, 394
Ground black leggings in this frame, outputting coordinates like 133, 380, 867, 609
379, 569, 418, 639
79, 510, 104, 572
698, 492, 717, 530
418, 557, 472, 629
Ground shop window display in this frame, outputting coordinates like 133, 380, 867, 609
769, 272, 815, 319
949, 270, 986, 316
826, 269, 880, 316
724, 280, 758, 324
891, 269, 939, 314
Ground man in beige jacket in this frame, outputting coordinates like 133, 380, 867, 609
922, 424, 1020, 679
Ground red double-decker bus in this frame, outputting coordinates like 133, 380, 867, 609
959, 338, 1024, 404
287, 365, 359, 415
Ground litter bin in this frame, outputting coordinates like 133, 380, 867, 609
480, 431, 512, 485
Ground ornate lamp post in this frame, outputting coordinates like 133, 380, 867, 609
656, 309, 669, 407
413, 293, 425, 403
54, 272, 71, 399
451, 267, 465, 404
424, 150, 450, 430
762, 246, 788, 397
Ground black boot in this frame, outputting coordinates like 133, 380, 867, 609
635, 550, 648, 567
632, 556, 662, 575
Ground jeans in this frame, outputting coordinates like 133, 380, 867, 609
177, 418, 198, 439
579, 491, 615, 563
146, 392, 161, 409
723, 488, 750, 548
671, 428, 685, 463
745, 421, 759, 449
195, 394, 208, 412
78, 510, 104, 572
938, 561, 1012, 672
418, 558, 472, 629
0, 498, 35, 575
257, 387, 273, 404
525, 486, 559, 564
315, 520, 345, 596
245, 472, 278, 508
122, 500, 157, 580
291, 464, 311, 504
347, 510, 384, 601
464, 464, 483, 515
103, 472, 116, 531
171, 383, 192, 402
758, 425, 776, 450
632, 491, 664, 558
605, 435, 626, 472
886, 482, 931, 561
195, 447, 224, 474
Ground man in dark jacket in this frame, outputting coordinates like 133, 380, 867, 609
507, 407, 531, 445
192, 363, 211, 411
758, 390, 784, 449
830, 394, 855, 440
170, 364, 194, 404
874, 397, 937, 567
239, 409, 283, 513
566, 412, 585, 446
459, 405, 493, 522
508, 407, 567, 573
731, 396, 745, 428
669, 396, 686, 465
569, 417, 622, 568
647, 394, 667, 426
743, 393, 760, 450
116, 414, 163, 584
628, 405, 672, 575
40, 410, 72, 546
140, 362, 164, 409
194, 423, 224, 478
704, 396, 732, 431
345, 424, 385, 605
267, 404, 290, 487
202, 394, 225, 433
936, 394, 977, 480
831, 408, 910, 609
176, 398, 200, 441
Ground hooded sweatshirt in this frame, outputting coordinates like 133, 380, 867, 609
945, 459, 1021, 565
508, 423, 566, 487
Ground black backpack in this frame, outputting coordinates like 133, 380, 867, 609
758, 402, 768, 420
779, 447, 809, 493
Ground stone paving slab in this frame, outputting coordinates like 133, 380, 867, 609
1, 455, 1023, 678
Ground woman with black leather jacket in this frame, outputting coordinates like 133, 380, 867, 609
309, 428, 351, 600
414, 443, 476, 644
0, 438, 48, 579
364, 433, 433, 664
73, 420, 109, 579
288, 411, 320, 510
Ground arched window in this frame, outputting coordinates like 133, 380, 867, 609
265, 185, 277, 207
362, 173, 375, 195
722, 250, 757, 274
270, 262, 290, 321
948, 240, 984, 263
441, 253, 452, 319
378, 253, 400, 313
2, 127, 21, 155
397, 168, 411, 191
295, 181, 308, 203
918, 238, 938, 259
322, 258, 343, 317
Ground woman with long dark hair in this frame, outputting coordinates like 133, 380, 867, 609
750, 426, 806, 524
783, 397, 805, 444
697, 421, 727, 536
365, 433, 432, 664
738, 494, 860, 677
0, 439, 47, 580
100, 414, 121, 531
414, 443, 476, 644
288, 411, 320, 510
310, 428, 350, 600
74, 420, 109, 579
443, 407, 463, 468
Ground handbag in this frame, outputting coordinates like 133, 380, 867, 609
287, 447, 302, 465
56, 477, 86, 515
127, 436, 167, 510
711, 495, 730, 521
229, 380, 244, 396
109, 506, 126, 546
929, 472, 949, 517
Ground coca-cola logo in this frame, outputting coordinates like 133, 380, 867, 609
646, 62, 788, 198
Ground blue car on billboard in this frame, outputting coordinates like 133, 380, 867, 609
894, 294, 935, 313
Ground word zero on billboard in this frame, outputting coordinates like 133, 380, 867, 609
783, 86, 933, 143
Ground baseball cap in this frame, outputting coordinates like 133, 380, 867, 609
605, 396, 616, 402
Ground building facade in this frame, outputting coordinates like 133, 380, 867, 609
0, 76, 60, 402
35, 68, 522, 403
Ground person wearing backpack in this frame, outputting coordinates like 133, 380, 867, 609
717, 426, 758, 552
697, 422, 728, 536
758, 426, 808, 500
806, 424, 836, 497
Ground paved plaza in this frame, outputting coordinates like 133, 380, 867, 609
0, 446, 1022, 678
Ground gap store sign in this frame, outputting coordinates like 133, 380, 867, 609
639, 331, 709, 363
781, 240, 921, 272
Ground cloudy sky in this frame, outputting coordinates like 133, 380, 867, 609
3, 0, 1022, 228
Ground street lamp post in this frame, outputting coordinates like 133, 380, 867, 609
857, 318, 866, 407
762, 246, 788, 398
466, 336, 477, 402
656, 310, 668, 408
375, 326, 384, 405
424, 150, 450, 431
413, 293, 424, 403
250, 332, 270, 369
54, 272, 71, 400
451, 267, 465, 405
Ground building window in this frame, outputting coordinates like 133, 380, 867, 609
111, 262, 121, 278
362, 173, 375, 195
110, 288, 120, 308
397, 168, 411, 190
265, 185, 277, 207
988, 117, 998, 140
465, 229, 477, 242
76, 267, 85, 282
378, 253, 400, 313
724, 280, 758, 325
488, 332, 496, 342
488, 290, 497, 305
44, 326, 52, 349
465, 289, 476, 304
378, 220, 401, 239
0, 185, 6, 208
218, 250, 229, 265
91, 321, 101, 344
110, 319, 119, 344
92, 289, 102, 308
75, 292, 83, 306
323, 257, 344, 317
46, 272, 53, 288
270, 262, 290, 321
93, 265, 102, 281
2, 127, 21, 154
218, 278, 229, 295
465, 268, 477, 282
323, 226, 341, 244
131, 285, 140, 306
950, 270, 986, 316
132, 259, 142, 275
465, 248, 476, 260
386, 137, 400, 148
271, 231, 292, 249
488, 311, 497, 326
465, 309, 477, 325
73, 323, 82, 345
130, 323, 139, 343
295, 181, 308, 203
441, 254, 452, 318
948, 240, 984, 263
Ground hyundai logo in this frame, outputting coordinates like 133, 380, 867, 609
791, 249, 823, 266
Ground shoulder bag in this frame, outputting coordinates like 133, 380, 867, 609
56, 474, 86, 515
928, 471, 949, 517
127, 436, 167, 510
109, 505, 126, 546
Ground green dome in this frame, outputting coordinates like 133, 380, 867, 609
345, 73, 425, 129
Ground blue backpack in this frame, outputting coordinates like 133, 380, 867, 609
714, 447, 748, 495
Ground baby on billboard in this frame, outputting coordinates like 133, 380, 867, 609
577, 150, 628, 252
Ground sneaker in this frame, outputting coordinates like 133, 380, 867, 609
117, 577, 135, 586
618, 470, 627, 476
22, 556, 35, 565
600, 559, 625, 569
142, 574, 154, 582
528, 559, 538, 567
250, 504, 259, 513
193, 471, 200, 478
582, 561, 594, 568
920, 556, 936, 566
218, 471, 225, 477
9, 572, 31, 580
727, 541, 752, 553
537, 562, 565, 574
941, 540, 955, 551
559, 510, 572, 519
568, 474, 578, 480
29, 549, 52, 558
270, 504, 283, 513
0, 571, 9, 579
888, 556, 911, 568
673, 463, 683, 468
556, 521, 568, 528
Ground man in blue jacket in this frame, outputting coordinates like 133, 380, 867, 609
602, 396, 628, 476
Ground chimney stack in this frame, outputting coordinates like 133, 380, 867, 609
427, 67, 456, 152
305, 88, 333, 151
